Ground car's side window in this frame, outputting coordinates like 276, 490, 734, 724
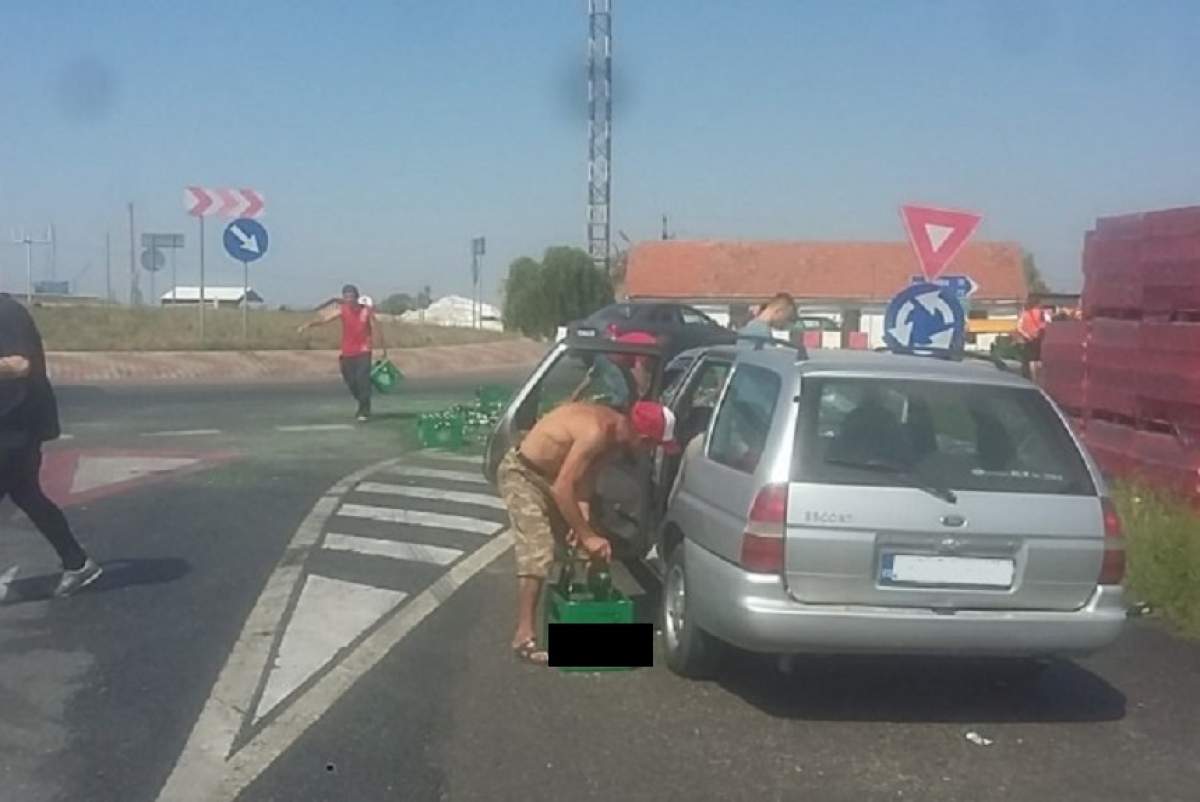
672, 359, 731, 445
680, 307, 712, 327
707, 365, 782, 473
651, 306, 682, 326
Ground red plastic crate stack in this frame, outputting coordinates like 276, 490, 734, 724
1043, 205, 1200, 500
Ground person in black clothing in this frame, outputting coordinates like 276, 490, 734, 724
0, 293, 101, 597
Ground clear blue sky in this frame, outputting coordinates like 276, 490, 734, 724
1, 1, 1197, 306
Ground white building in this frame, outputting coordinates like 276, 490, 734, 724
160, 287, 264, 308
400, 294, 503, 331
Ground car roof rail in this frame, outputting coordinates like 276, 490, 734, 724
872, 345, 1013, 372
735, 334, 809, 361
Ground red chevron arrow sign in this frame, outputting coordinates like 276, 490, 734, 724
184, 187, 265, 219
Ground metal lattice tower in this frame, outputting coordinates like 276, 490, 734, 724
587, 0, 613, 272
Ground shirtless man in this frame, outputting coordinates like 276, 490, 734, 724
498, 399, 678, 665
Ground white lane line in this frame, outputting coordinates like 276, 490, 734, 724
155, 457, 403, 802
323, 533, 463, 566
254, 575, 407, 723
355, 481, 506, 511
142, 429, 223, 437
423, 451, 484, 465
383, 465, 486, 484
275, 424, 356, 432
336, 503, 500, 536
0, 564, 18, 604
220, 532, 514, 797
58, 434, 75, 441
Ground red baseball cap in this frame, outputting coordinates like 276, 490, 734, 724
630, 401, 680, 454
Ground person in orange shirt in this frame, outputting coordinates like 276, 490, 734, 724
1015, 299, 1049, 382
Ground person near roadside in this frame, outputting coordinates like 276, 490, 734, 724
1016, 299, 1049, 382
0, 293, 102, 597
297, 284, 386, 421
739, 293, 798, 342
498, 399, 679, 665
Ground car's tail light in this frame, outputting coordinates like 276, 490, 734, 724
740, 483, 787, 573
1098, 497, 1126, 585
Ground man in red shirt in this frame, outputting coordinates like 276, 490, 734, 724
298, 284, 386, 421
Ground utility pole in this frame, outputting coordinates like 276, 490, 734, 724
661, 214, 670, 240
8, 227, 52, 304
128, 202, 143, 305
105, 232, 113, 302
587, 0, 613, 273
49, 222, 57, 279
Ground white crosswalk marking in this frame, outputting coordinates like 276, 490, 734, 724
336, 503, 501, 535
383, 465, 487, 484
355, 481, 506, 510
323, 533, 464, 566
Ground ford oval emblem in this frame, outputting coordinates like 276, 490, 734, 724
941, 514, 966, 528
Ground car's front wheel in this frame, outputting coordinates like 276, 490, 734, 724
661, 542, 718, 678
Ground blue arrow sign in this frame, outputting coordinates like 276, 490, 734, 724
223, 218, 269, 263
884, 282, 966, 357
910, 274, 978, 299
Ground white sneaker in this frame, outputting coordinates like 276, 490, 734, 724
54, 558, 103, 598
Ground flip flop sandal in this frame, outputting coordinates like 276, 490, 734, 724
513, 639, 549, 666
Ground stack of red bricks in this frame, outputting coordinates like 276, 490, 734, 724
1041, 205, 1200, 499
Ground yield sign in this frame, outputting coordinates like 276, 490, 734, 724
900, 204, 983, 281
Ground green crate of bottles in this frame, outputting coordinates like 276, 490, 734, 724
544, 567, 635, 673
416, 410, 466, 449
476, 384, 513, 410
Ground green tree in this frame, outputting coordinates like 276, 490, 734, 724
379, 292, 416, 315
1023, 252, 1050, 295
502, 247, 613, 338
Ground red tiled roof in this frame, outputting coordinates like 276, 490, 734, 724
624, 240, 1027, 304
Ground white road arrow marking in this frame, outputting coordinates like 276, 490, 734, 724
254, 574, 407, 723
230, 225, 260, 254
70, 456, 200, 495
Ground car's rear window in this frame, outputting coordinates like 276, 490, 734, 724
793, 377, 1095, 496
588, 304, 635, 323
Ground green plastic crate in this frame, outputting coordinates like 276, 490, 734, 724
544, 584, 636, 673
416, 411, 465, 449
370, 358, 404, 393
476, 384, 513, 409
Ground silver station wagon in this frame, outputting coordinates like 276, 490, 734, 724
485, 337, 1126, 678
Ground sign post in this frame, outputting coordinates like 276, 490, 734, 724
142, 233, 184, 305
223, 218, 269, 341
471, 236, 486, 329
186, 187, 265, 341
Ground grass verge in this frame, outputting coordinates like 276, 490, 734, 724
32, 306, 512, 352
1111, 480, 1200, 637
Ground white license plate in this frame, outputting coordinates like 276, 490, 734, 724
883, 555, 1014, 588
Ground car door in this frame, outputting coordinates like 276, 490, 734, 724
652, 354, 733, 519
669, 363, 787, 565
483, 338, 665, 558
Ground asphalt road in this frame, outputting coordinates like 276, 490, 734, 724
1, 373, 1198, 802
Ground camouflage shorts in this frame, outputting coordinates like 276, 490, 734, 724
497, 449, 569, 579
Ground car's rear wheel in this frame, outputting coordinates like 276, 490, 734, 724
662, 542, 718, 678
